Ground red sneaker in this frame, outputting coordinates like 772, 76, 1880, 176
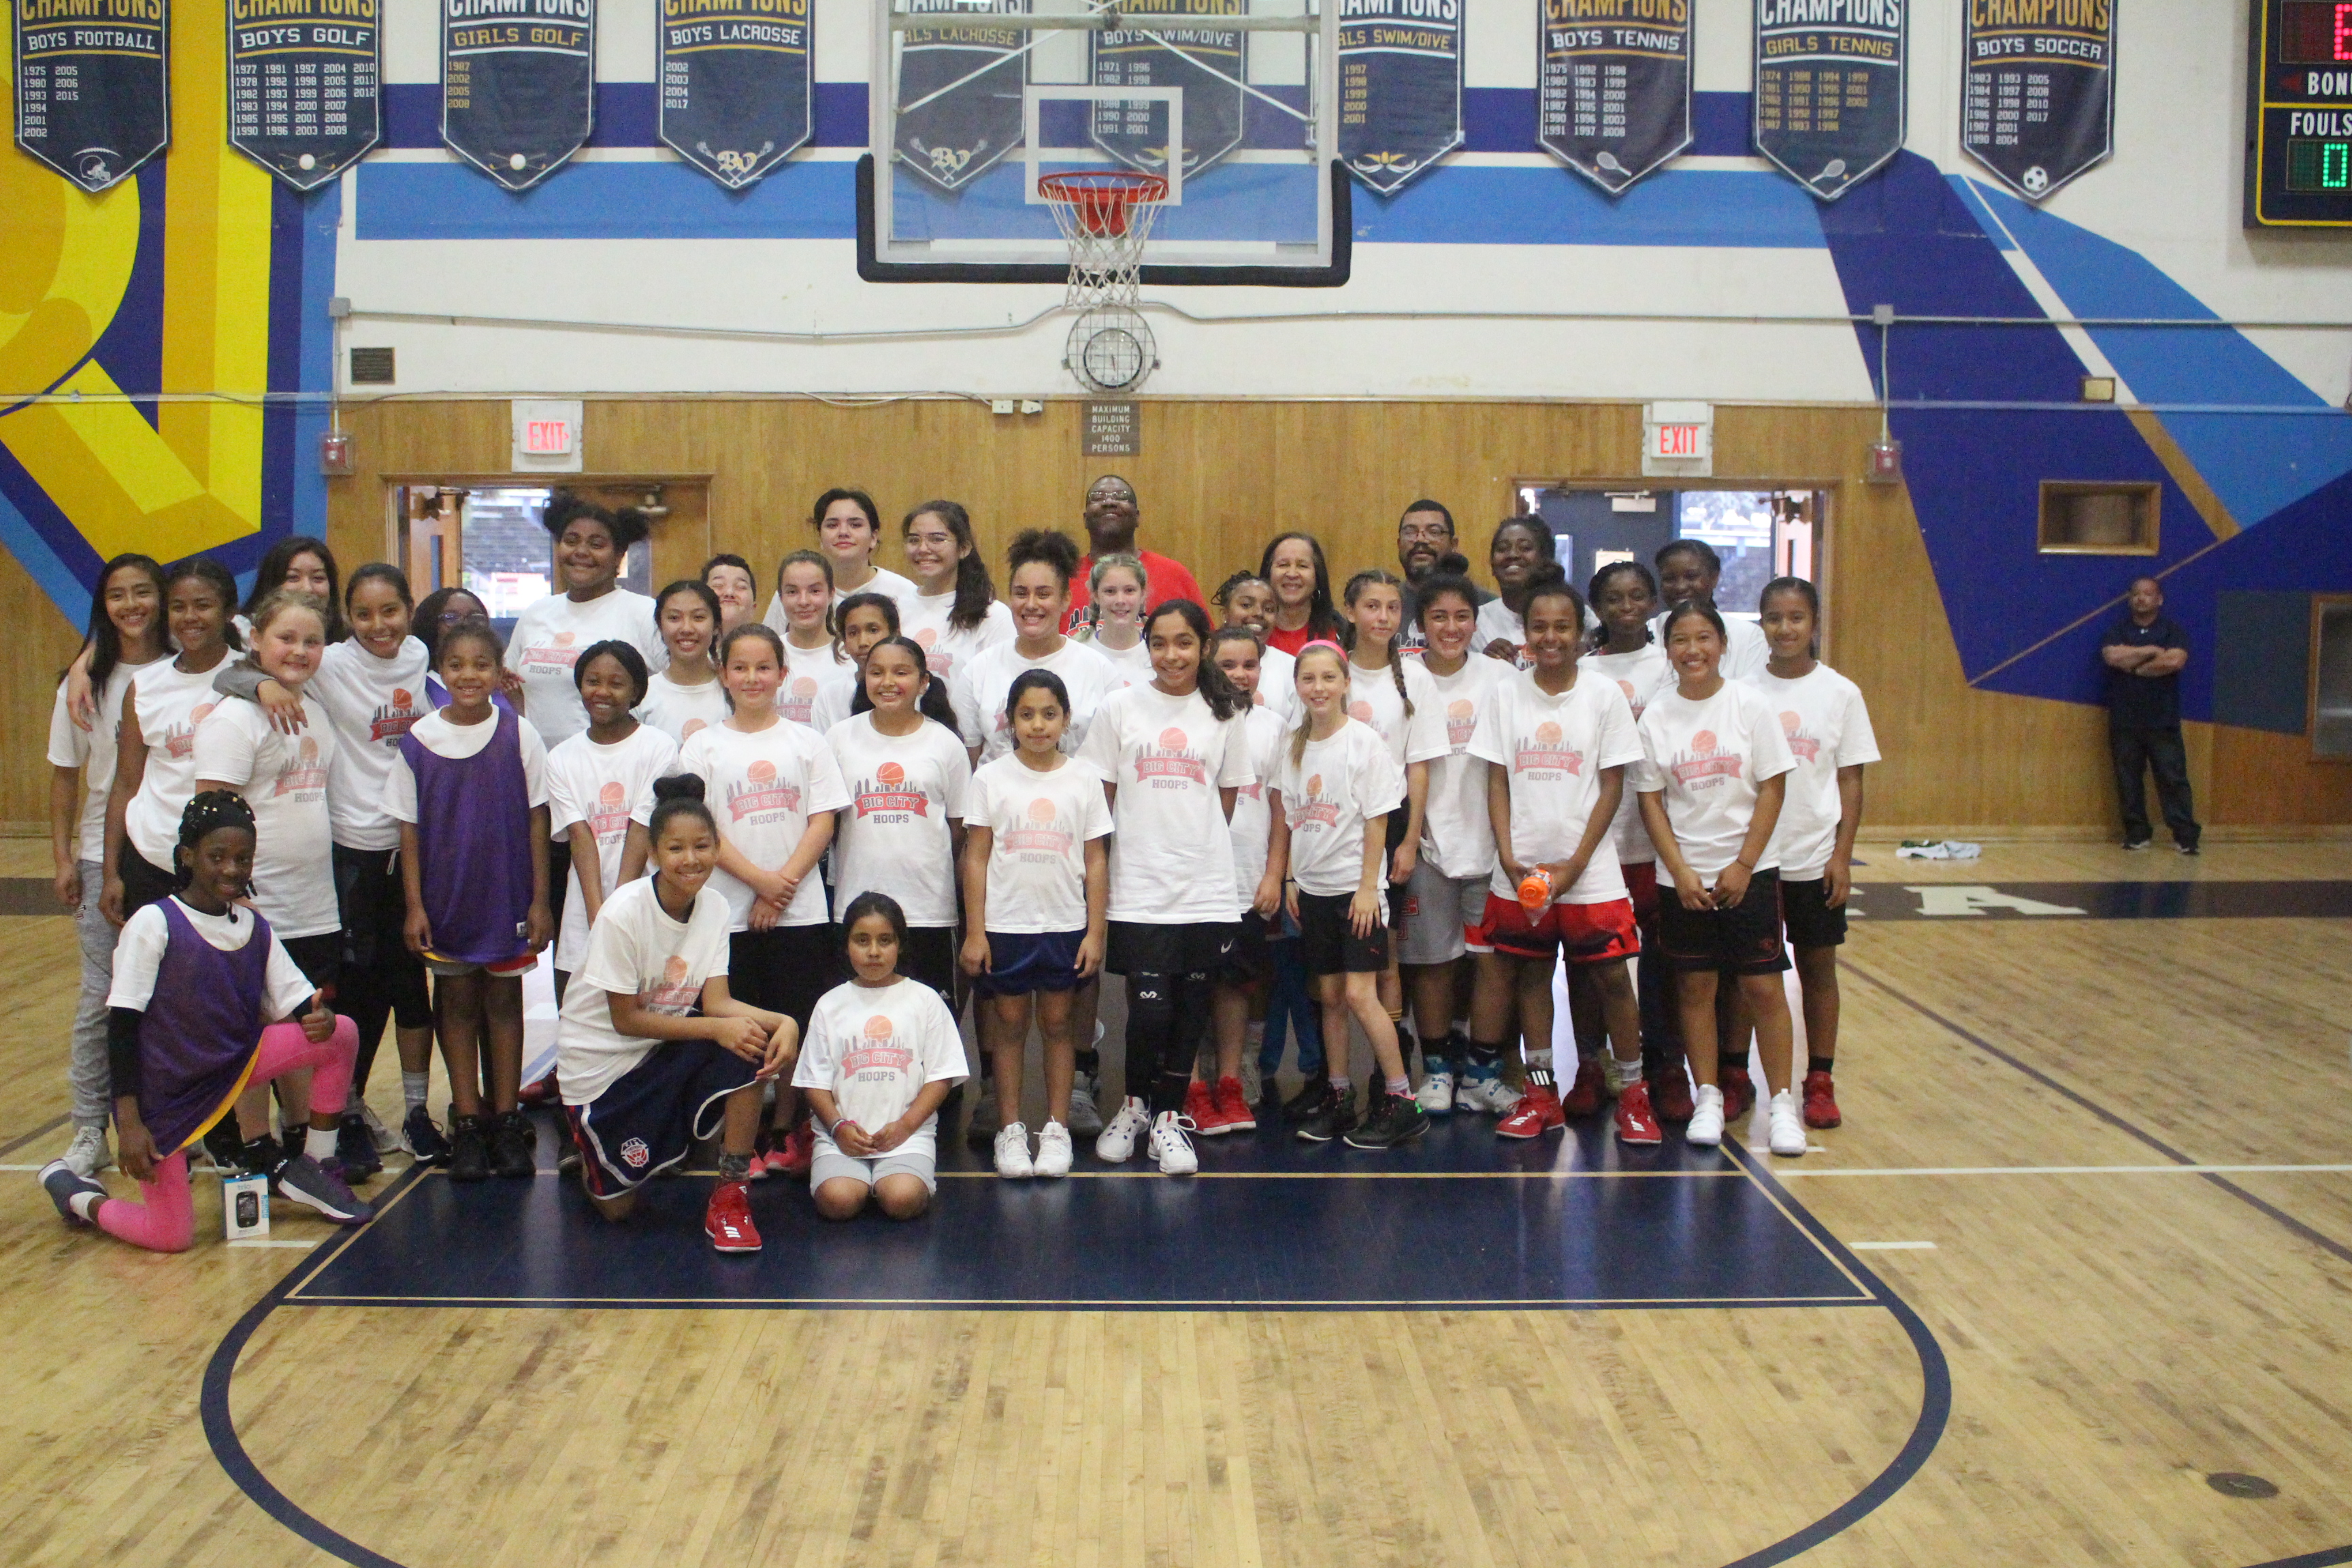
1497, 1085, 1566, 1139
704, 1179, 762, 1252
1561, 1057, 1606, 1117
1719, 1069, 1757, 1124
1186, 1079, 1231, 1136
775, 1118, 815, 1177
1650, 1070, 1695, 1123
517, 1073, 559, 1107
1614, 1080, 1663, 1145
1802, 1071, 1842, 1129
1214, 1076, 1256, 1133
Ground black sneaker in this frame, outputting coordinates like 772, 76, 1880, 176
333, 1113, 383, 1179
1294, 1082, 1358, 1143
553, 1114, 583, 1176
242, 1132, 285, 1179
2121, 838, 2152, 851
2177, 841, 2201, 856
201, 1117, 246, 1174
1345, 1093, 1430, 1150
446, 1115, 491, 1182
491, 1111, 536, 1178
1282, 1075, 1334, 1124
403, 1105, 451, 1166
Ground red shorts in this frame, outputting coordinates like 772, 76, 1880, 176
1622, 860, 1660, 923
1480, 893, 1641, 964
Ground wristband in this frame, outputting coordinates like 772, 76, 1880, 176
1732, 858, 1754, 870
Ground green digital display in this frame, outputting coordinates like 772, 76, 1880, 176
2287, 135, 2352, 188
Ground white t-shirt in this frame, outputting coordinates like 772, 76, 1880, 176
121, 659, 229, 868
793, 976, 968, 1158
779, 638, 859, 733
193, 699, 341, 938
639, 670, 731, 746
48, 656, 165, 865
1077, 683, 1256, 925
1650, 608, 1769, 683
1750, 663, 1880, 879
966, 753, 1114, 933
1633, 679, 1799, 880
504, 588, 666, 748
762, 566, 916, 631
1475, 600, 1529, 668
1469, 670, 1644, 904
896, 590, 1015, 685
1253, 644, 1298, 719
1088, 636, 1155, 687
951, 638, 1122, 764
1226, 704, 1288, 904
382, 706, 553, 823
676, 718, 852, 930
1417, 655, 1506, 881
1271, 718, 1407, 900
555, 877, 735, 1105
1581, 643, 1676, 865
825, 714, 970, 926
1347, 658, 1449, 772
297, 636, 434, 852
108, 897, 316, 1018
545, 724, 681, 969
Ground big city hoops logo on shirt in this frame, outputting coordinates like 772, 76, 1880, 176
370, 687, 427, 744
843, 1013, 915, 1076
273, 734, 331, 799
728, 758, 803, 822
641, 953, 699, 1013
1669, 730, 1745, 789
1779, 711, 1820, 763
1615, 680, 1650, 720
1002, 798, 1074, 858
163, 702, 218, 762
855, 760, 930, 819
1290, 772, 1341, 830
588, 779, 630, 838
524, 630, 582, 671
911, 628, 953, 678
1134, 725, 1207, 786
1514, 721, 1585, 779
1445, 699, 1475, 749
781, 676, 819, 725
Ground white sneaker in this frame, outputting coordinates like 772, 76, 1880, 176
1767, 1090, 1808, 1157
62, 1124, 112, 1178
1686, 1084, 1726, 1147
1456, 1074, 1518, 1114
1149, 1111, 1198, 1175
1095, 1096, 1149, 1162
1416, 1070, 1455, 1115
359, 1100, 401, 1155
1067, 1073, 1106, 1137
994, 1122, 1035, 1179
1034, 1121, 1074, 1179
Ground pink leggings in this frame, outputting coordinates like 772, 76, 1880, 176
98, 1015, 358, 1254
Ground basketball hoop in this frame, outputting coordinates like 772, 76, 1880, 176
1039, 171, 1166, 394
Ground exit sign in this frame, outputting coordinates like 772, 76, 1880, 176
523, 419, 574, 455
1650, 423, 1704, 459
1643, 401, 1713, 476
512, 399, 585, 472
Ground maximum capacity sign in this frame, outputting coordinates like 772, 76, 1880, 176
1961, 0, 2113, 199
228, 0, 382, 190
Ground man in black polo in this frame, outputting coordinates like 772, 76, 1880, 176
1394, 499, 1490, 650
2099, 574, 2200, 854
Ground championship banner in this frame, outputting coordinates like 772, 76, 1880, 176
657, 0, 811, 188
893, 0, 1027, 192
228, 0, 381, 191
1339, 0, 1462, 194
1537, 0, 1690, 195
1753, 0, 1905, 201
442, 0, 595, 190
1092, 0, 1243, 177
14, 0, 169, 191
1961, 0, 2112, 199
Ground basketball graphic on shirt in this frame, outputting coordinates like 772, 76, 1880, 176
914, 630, 937, 648
600, 781, 626, 806
191, 702, 216, 728
1349, 700, 1375, 723
1445, 698, 1475, 747
1028, 798, 1057, 826
1535, 721, 1561, 746
747, 760, 777, 784
1158, 727, 1188, 749
300, 735, 320, 764
793, 678, 817, 697
393, 688, 413, 708
681, 719, 706, 739
864, 1015, 893, 1041
1693, 730, 1718, 753
554, 632, 575, 647
877, 761, 905, 786
1617, 680, 1637, 701
1780, 711, 1802, 736
1306, 773, 1323, 798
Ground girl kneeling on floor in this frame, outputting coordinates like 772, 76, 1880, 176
558, 775, 796, 1254
795, 893, 968, 1220
41, 793, 370, 1248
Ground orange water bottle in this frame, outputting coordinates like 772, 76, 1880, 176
1517, 866, 1554, 912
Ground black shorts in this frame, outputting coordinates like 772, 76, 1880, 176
1383, 811, 1411, 928
566, 1038, 757, 1196
280, 931, 344, 992
1297, 891, 1390, 976
972, 930, 1088, 998
1215, 911, 1273, 985
1107, 920, 1237, 978
1655, 869, 1788, 976
1780, 876, 1848, 949
333, 845, 431, 1029
897, 926, 958, 1002
118, 843, 178, 921
729, 924, 840, 1034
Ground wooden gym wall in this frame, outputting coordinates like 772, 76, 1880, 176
5, 398, 2346, 836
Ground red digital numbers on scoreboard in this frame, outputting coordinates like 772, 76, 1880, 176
2280, 0, 2352, 63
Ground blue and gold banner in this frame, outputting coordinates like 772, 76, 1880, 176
658, 0, 811, 189
1753, 0, 1905, 200
1092, 0, 1243, 176
1340, 0, 1461, 194
893, 0, 1026, 192
1961, 0, 2112, 199
442, 0, 595, 191
14, 0, 171, 191
1537, 0, 1690, 194
227, 0, 381, 191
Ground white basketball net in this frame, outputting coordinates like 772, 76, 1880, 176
1039, 172, 1166, 310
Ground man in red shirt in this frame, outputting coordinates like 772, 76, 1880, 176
1064, 474, 1205, 630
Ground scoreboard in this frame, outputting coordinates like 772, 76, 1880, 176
2248, 0, 2352, 225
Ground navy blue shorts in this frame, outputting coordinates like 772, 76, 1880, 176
566, 1038, 759, 1196
971, 929, 1088, 998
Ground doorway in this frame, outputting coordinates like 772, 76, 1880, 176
1513, 484, 1825, 634
389, 478, 711, 636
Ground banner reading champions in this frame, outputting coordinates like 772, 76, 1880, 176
894, 0, 1027, 192
442, 0, 595, 190
228, 0, 381, 190
1753, 0, 1905, 201
1339, 0, 1463, 194
1537, 0, 1690, 195
657, 0, 812, 187
14, 0, 169, 191
1961, 0, 2112, 199
1092, 0, 1244, 176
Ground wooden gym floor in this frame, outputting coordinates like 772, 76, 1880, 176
3, 838, 2349, 1568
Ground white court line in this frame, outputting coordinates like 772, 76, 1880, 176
1774, 1164, 2352, 1177
1846, 1240, 1938, 1250
229, 1238, 324, 1250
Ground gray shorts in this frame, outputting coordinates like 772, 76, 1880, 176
1397, 862, 1491, 966
811, 1135, 938, 1195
